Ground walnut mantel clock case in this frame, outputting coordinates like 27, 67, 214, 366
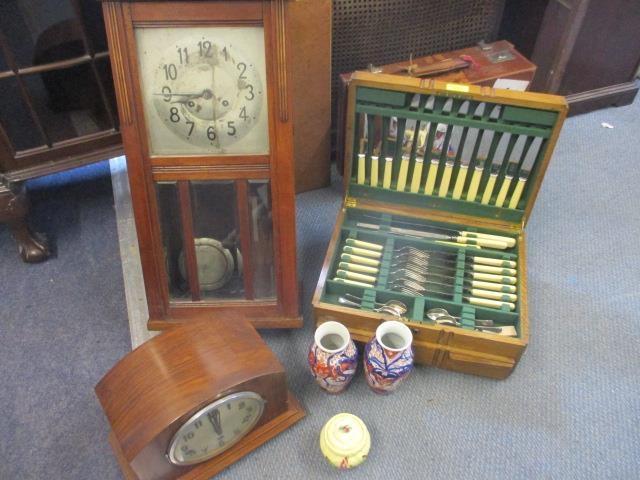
102, 0, 300, 329
95, 318, 305, 480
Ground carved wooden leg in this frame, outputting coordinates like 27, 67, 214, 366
0, 180, 50, 263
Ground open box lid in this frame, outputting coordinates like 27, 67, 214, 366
343, 72, 568, 231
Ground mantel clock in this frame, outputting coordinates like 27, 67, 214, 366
95, 318, 304, 479
102, 0, 300, 329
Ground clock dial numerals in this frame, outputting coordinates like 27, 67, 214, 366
136, 26, 269, 156
199, 40, 213, 58
167, 392, 265, 466
163, 64, 178, 81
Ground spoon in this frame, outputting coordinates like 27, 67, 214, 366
433, 315, 516, 336
426, 307, 494, 327
337, 297, 403, 318
339, 294, 408, 316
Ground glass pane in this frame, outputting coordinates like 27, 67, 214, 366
248, 180, 276, 299
0, 48, 9, 73
0, 0, 85, 68
156, 180, 277, 302
95, 58, 118, 129
156, 182, 188, 300
22, 66, 111, 143
0, 76, 45, 151
78, 0, 108, 53
190, 181, 244, 300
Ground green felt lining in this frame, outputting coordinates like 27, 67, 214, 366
349, 86, 560, 225
321, 215, 521, 337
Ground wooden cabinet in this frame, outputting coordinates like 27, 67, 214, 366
500, 0, 640, 115
0, 0, 122, 261
0, 0, 331, 262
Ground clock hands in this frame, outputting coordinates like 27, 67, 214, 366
153, 89, 214, 102
207, 409, 223, 436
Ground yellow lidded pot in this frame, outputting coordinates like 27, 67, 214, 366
319, 413, 370, 469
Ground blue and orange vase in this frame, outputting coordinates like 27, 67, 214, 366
308, 321, 358, 394
364, 320, 414, 394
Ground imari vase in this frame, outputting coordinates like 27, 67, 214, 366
308, 321, 358, 393
364, 320, 414, 394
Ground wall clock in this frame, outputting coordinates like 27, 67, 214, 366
95, 318, 304, 479
102, 0, 300, 329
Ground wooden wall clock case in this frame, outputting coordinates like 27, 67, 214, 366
313, 72, 568, 379
102, 0, 301, 330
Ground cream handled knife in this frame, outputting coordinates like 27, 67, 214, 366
508, 170, 529, 209
438, 159, 454, 197
410, 157, 424, 193
468, 288, 517, 303
340, 253, 380, 267
481, 164, 499, 205
495, 162, 517, 207
342, 245, 382, 259
466, 159, 485, 201
338, 261, 379, 275
357, 222, 510, 250
382, 156, 393, 189
336, 269, 377, 284
468, 264, 517, 276
458, 231, 516, 248
470, 256, 517, 269
452, 127, 476, 199
424, 158, 439, 195
465, 296, 515, 311
357, 154, 366, 185
344, 238, 384, 251
333, 277, 374, 288
396, 155, 410, 191
370, 155, 379, 187
470, 280, 517, 294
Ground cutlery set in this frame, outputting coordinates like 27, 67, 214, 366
389, 245, 518, 311
332, 238, 385, 288
331, 230, 519, 336
336, 293, 517, 337
314, 74, 568, 377
356, 215, 517, 250
354, 98, 543, 210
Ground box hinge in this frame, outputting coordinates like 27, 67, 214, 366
344, 197, 357, 208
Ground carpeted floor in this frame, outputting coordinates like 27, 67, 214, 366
1, 97, 639, 480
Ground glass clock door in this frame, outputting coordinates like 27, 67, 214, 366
156, 180, 276, 302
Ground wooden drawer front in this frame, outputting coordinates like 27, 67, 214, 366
434, 351, 516, 379
315, 306, 522, 379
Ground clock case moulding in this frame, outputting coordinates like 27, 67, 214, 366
102, 0, 302, 331
95, 318, 305, 480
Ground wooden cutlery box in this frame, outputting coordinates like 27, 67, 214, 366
312, 72, 567, 379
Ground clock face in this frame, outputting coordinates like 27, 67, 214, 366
167, 391, 265, 466
135, 26, 269, 156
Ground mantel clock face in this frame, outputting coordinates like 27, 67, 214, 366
167, 392, 265, 465
136, 26, 269, 156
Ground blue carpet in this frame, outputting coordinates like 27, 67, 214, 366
1, 97, 639, 479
